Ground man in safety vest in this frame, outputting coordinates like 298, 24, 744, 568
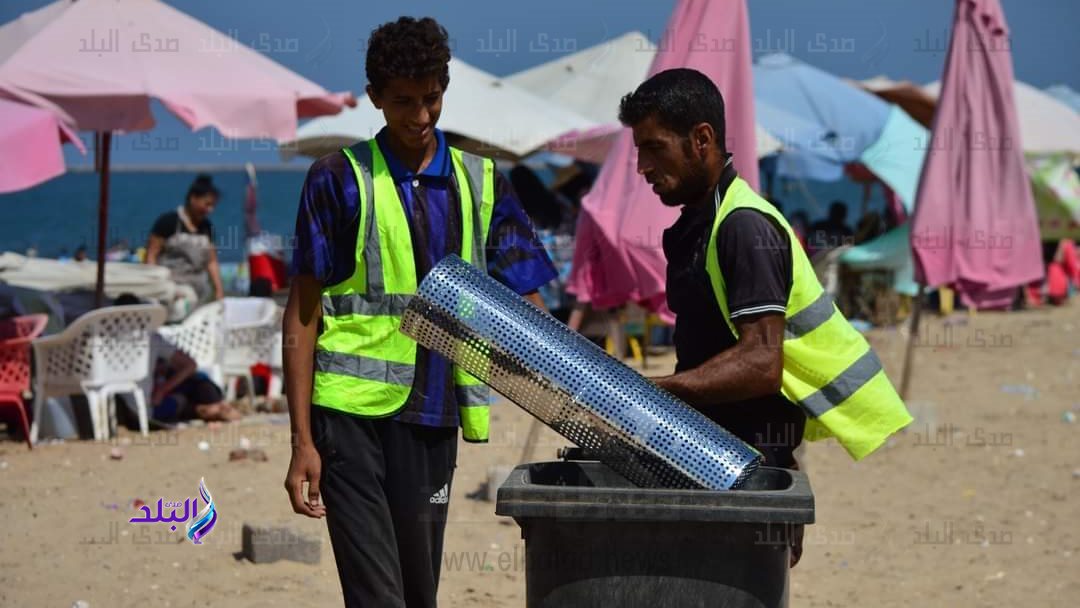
621, 69, 912, 565
283, 17, 556, 607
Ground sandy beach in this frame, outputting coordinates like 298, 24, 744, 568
1, 301, 1077, 607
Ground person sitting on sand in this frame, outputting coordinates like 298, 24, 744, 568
150, 338, 240, 423
112, 293, 239, 424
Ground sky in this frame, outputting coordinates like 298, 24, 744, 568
3, 0, 1078, 168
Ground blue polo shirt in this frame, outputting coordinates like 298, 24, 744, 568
292, 127, 557, 427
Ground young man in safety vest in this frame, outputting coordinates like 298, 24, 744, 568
283, 17, 556, 607
621, 69, 912, 565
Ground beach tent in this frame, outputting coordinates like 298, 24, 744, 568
565, 0, 760, 315
924, 80, 1080, 156
284, 58, 598, 161
753, 55, 930, 296
543, 122, 781, 165
862, 75, 1080, 249
847, 77, 1080, 296
862, 77, 1080, 157
1044, 85, 1080, 114
858, 76, 938, 129
0, 86, 83, 194
1028, 154, 1080, 240
0, 252, 175, 302
836, 224, 919, 295
0, 0, 354, 306
506, 31, 655, 125
506, 32, 781, 164
754, 54, 929, 211
506, 31, 651, 164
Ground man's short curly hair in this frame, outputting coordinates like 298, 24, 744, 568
365, 17, 452, 95
619, 68, 727, 153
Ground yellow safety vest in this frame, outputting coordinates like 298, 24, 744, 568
705, 177, 912, 460
312, 139, 495, 442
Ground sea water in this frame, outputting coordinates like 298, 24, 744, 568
0, 166, 882, 264
0, 168, 307, 263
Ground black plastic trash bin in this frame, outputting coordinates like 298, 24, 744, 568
496, 460, 815, 608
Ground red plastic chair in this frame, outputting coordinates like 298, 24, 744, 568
248, 253, 288, 291
0, 314, 48, 449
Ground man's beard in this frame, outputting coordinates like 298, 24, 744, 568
658, 161, 712, 207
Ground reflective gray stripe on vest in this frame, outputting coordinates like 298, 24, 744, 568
345, 142, 385, 294
784, 291, 836, 340
797, 349, 884, 418
458, 151, 488, 267
322, 293, 413, 317
456, 384, 490, 405
315, 349, 414, 387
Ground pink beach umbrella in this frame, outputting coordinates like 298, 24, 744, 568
898, 0, 1045, 398
0, 86, 85, 194
566, 0, 760, 316
0, 0, 354, 306
909, 0, 1043, 309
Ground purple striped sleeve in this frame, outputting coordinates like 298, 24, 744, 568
485, 172, 557, 295
289, 154, 355, 284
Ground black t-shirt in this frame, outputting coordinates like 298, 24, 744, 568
662, 166, 804, 467
151, 210, 213, 240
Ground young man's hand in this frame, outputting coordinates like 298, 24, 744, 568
282, 274, 325, 518
285, 442, 326, 518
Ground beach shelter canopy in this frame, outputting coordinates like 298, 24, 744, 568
0, 86, 83, 194
285, 58, 598, 160
1044, 85, 1080, 114
0, 0, 352, 141
858, 76, 938, 129
923, 80, 1080, 156
1028, 154, 1080, 240
0, 252, 175, 302
846, 76, 1080, 295
566, 0, 760, 314
506, 31, 655, 125
837, 224, 920, 295
509, 32, 781, 163
753, 53, 928, 211
0, 0, 354, 305
544, 122, 781, 165
863, 77, 1080, 156
911, 0, 1043, 309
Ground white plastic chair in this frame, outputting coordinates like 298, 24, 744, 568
268, 329, 284, 399
222, 297, 280, 401
30, 304, 167, 442
155, 301, 226, 388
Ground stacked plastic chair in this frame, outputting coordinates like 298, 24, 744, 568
31, 304, 166, 441
0, 314, 48, 448
221, 297, 281, 401
155, 301, 225, 386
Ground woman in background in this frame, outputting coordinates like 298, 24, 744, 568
145, 174, 225, 319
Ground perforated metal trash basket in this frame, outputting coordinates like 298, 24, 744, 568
399, 255, 763, 490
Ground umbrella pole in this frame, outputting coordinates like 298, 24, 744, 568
94, 131, 113, 309
898, 283, 926, 400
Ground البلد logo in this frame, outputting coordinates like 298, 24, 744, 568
129, 477, 217, 545
186, 477, 217, 545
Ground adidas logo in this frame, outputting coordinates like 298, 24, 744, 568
429, 484, 449, 504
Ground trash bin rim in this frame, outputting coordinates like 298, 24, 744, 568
495, 462, 815, 524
